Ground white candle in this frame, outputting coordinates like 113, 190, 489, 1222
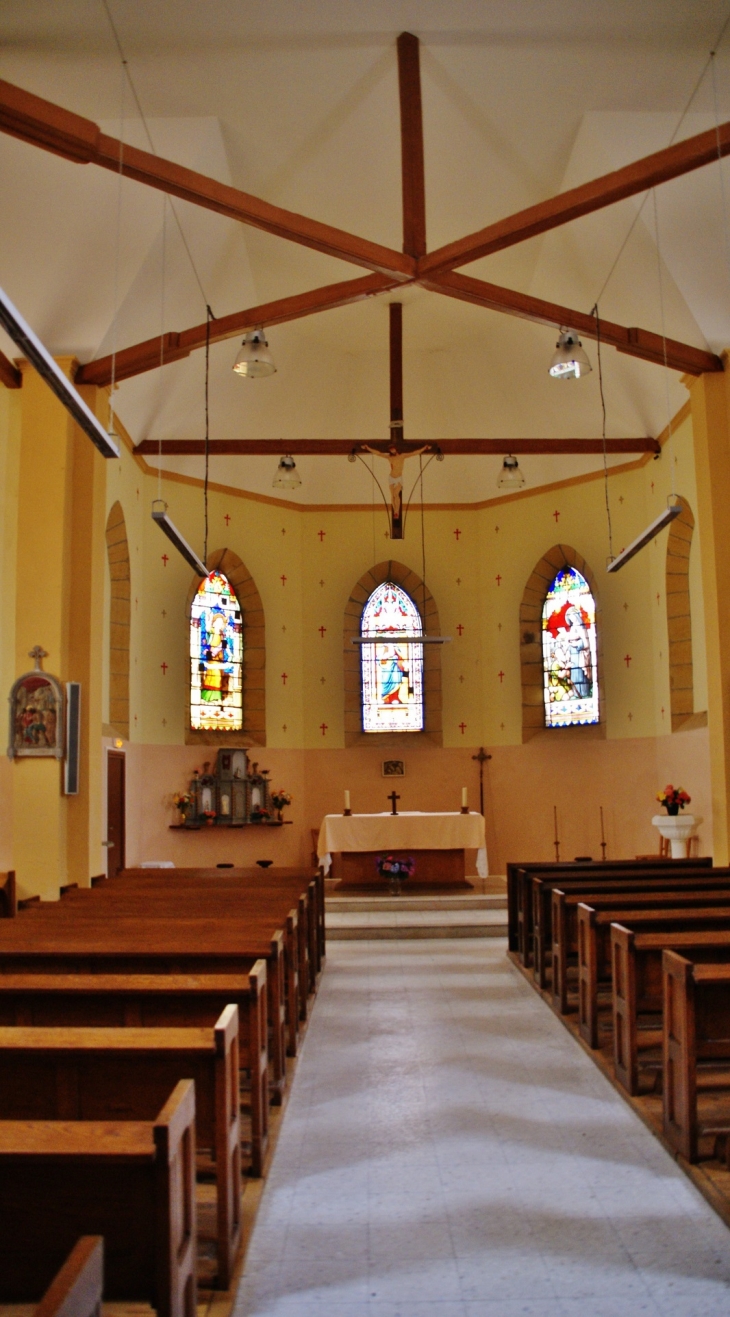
344, 790, 351, 810
221, 794, 230, 816
461, 787, 468, 808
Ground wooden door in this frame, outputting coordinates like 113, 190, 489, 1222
106, 751, 126, 877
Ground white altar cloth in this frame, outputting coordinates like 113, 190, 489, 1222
317, 811, 488, 877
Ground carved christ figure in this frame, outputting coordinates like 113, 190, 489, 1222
362, 443, 431, 522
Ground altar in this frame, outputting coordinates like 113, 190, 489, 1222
317, 811, 488, 890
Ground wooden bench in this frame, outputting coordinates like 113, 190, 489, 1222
611, 927, 730, 1095
550, 882, 730, 1010
0, 1007, 242, 1287
35, 1237, 103, 1317
0, 1078, 196, 1317
508, 857, 710, 964
0, 965, 268, 1176
576, 903, 730, 1048
663, 951, 730, 1162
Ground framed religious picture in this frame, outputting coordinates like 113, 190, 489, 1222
382, 759, 405, 777
8, 647, 64, 759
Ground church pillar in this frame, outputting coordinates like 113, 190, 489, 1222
687, 361, 730, 864
12, 361, 106, 897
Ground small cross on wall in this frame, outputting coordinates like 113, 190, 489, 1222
224, 513, 231, 526
495, 574, 502, 587
280, 574, 287, 586
161, 554, 169, 567
160, 661, 168, 676
281, 673, 288, 685
623, 654, 632, 668
453, 528, 462, 541
319, 722, 328, 737
317, 529, 326, 541
497, 670, 505, 683
318, 625, 327, 638
459, 721, 467, 735
456, 623, 464, 636
552, 509, 560, 523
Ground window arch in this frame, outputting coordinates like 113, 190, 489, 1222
343, 560, 442, 746
361, 581, 424, 733
185, 548, 266, 746
520, 545, 603, 742
190, 570, 243, 731
541, 567, 599, 727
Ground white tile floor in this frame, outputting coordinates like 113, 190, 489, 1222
234, 940, 730, 1317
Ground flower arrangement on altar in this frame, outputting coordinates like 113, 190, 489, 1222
376, 854, 416, 878
656, 784, 691, 816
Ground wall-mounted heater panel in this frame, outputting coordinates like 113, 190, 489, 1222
64, 682, 81, 795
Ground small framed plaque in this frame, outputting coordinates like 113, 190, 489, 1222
382, 759, 405, 778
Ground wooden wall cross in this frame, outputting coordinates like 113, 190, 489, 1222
388, 790, 400, 815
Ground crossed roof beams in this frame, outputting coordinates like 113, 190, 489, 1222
0, 30, 724, 403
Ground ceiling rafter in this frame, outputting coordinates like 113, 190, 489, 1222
134, 437, 659, 456
76, 273, 399, 387
397, 32, 427, 260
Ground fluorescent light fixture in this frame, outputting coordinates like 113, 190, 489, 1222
606, 502, 683, 573
0, 285, 120, 459
151, 500, 207, 576
549, 329, 592, 380
497, 454, 526, 490
233, 328, 276, 378
272, 454, 301, 489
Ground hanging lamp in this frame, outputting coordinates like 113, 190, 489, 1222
497, 454, 526, 490
233, 328, 276, 378
549, 329, 592, 380
272, 455, 301, 489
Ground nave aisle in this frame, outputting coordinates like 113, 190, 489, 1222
236, 940, 730, 1316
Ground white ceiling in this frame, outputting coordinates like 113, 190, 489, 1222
1, 0, 730, 504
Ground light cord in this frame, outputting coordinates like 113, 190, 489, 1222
590, 303, 614, 561
157, 195, 167, 505
108, 58, 125, 435
711, 51, 730, 292
651, 188, 677, 499
203, 305, 212, 566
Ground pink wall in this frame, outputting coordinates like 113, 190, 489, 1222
121, 727, 712, 875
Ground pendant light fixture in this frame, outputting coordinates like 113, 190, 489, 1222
272, 454, 301, 489
549, 329, 592, 380
233, 328, 276, 378
497, 454, 526, 490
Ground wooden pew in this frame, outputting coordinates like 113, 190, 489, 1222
577, 904, 730, 1047
0, 870, 15, 918
35, 1237, 103, 1317
509, 857, 710, 964
0, 1007, 242, 1287
0, 968, 268, 1183
0, 1079, 196, 1317
550, 882, 730, 1009
612, 927, 730, 1094
663, 951, 730, 1162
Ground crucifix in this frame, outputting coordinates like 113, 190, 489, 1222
388, 789, 400, 815
471, 746, 491, 817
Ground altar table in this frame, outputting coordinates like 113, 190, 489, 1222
317, 811, 488, 890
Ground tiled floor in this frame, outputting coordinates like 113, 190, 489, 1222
235, 940, 730, 1316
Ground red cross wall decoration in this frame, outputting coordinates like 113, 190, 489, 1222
453, 528, 462, 541
320, 723, 328, 736
161, 554, 169, 567
458, 722, 467, 735
224, 513, 231, 526
318, 625, 327, 638
281, 673, 288, 685
280, 574, 287, 586
623, 654, 632, 668
497, 670, 505, 683
317, 530, 326, 541
456, 623, 464, 636
160, 661, 168, 676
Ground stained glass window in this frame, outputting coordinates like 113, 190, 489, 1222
361, 582, 424, 733
190, 571, 243, 731
542, 567, 599, 727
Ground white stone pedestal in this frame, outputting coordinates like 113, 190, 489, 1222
652, 813, 696, 859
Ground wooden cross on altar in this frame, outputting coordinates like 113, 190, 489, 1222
388, 790, 400, 816
471, 746, 491, 817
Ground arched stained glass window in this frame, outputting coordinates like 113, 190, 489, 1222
190, 571, 243, 731
542, 567, 599, 727
361, 582, 424, 733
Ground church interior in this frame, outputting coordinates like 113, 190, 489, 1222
5, 1, 730, 1313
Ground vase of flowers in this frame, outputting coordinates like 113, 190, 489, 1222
270, 789, 292, 823
656, 785, 691, 816
202, 808, 217, 827
653, 785, 695, 857
172, 791, 192, 825
377, 854, 415, 896
250, 805, 271, 824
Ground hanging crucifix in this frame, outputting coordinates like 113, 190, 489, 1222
361, 303, 432, 540
471, 746, 492, 817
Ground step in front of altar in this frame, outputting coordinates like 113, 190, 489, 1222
325, 891, 507, 940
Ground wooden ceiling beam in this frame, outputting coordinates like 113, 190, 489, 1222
397, 33, 427, 259
0, 350, 21, 389
419, 119, 730, 276
422, 270, 722, 375
134, 437, 659, 456
0, 78, 415, 281
76, 273, 398, 387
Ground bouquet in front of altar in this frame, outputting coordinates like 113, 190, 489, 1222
656, 784, 691, 816
377, 854, 415, 878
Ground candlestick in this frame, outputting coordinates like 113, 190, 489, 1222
553, 804, 560, 862
600, 805, 607, 861
461, 786, 469, 814
343, 789, 351, 817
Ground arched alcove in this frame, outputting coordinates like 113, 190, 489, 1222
666, 496, 695, 732
185, 547, 266, 747
343, 560, 442, 747
105, 501, 130, 738
520, 544, 604, 743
